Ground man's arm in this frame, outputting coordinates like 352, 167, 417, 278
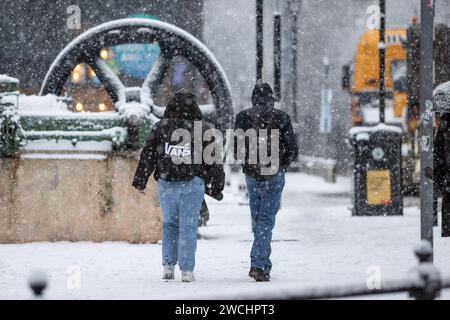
132, 125, 159, 191
233, 112, 245, 164
280, 114, 299, 171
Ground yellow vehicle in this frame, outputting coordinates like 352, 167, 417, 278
342, 28, 419, 193
344, 28, 408, 126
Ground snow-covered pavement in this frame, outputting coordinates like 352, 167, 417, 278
1, 172, 450, 300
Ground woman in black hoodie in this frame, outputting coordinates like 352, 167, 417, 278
132, 90, 224, 282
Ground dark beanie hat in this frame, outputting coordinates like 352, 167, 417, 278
252, 82, 275, 106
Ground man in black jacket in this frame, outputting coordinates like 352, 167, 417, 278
234, 83, 299, 282
132, 90, 224, 282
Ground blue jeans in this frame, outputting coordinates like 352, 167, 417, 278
246, 171, 285, 272
157, 176, 205, 272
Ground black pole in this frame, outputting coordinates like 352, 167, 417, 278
256, 0, 264, 83
379, 0, 386, 123
420, 0, 435, 259
291, 0, 298, 122
273, 11, 282, 101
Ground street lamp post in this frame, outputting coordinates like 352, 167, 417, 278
273, 0, 282, 101
290, 0, 299, 122
320, 56, 332, 147
420, 0, 435, 259
379, 0, 386, 123
256, 0, 264, 83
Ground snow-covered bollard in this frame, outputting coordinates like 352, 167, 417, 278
413, 240, 433, 263
28, 270, 48, 299
409, 241, 442, 300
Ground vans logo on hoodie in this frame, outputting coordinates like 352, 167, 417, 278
165, 142, 191, 157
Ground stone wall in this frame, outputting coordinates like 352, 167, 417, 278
0, 154, 161, 243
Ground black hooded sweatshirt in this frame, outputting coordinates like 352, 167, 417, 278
132, 90, 224, 198
234, 83, 299, 181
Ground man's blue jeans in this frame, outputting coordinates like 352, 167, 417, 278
246, 171, 285, 272
157, 176, 205, 272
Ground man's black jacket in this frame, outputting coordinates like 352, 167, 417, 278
234, 85, 299, 181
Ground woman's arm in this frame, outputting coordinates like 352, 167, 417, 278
132, 124, 159, 191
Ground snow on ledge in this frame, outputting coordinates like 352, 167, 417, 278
18, 94, 70, 115
21, 153, 107, 160
18, 94, 123, 121
24, 127, 127, 139
0, 74, 19, 84
23, 139, 113, 152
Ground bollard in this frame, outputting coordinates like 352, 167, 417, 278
28, 271, 48, 299
409, 241, 441, 300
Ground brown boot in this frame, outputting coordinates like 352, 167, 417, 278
249, 267, 270, 282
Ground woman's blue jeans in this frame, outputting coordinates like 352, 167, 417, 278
157, 176, 205, 272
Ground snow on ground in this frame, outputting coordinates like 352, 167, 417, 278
1, 172, 450, 300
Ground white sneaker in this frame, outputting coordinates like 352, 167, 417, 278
163, 265, 175, 280
181, 271, 196, 282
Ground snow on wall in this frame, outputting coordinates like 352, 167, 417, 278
0, 74, 19, 84
18, 94, 123, 122
18, 94, 70, 116
23, 139, 113, 152
16, 92, 128, 152
21, 127, 127, 152
21, 153, 107, 160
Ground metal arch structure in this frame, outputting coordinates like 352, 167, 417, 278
40, 18, 233, 131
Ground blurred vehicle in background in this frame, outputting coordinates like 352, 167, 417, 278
342, 22, 450, 195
